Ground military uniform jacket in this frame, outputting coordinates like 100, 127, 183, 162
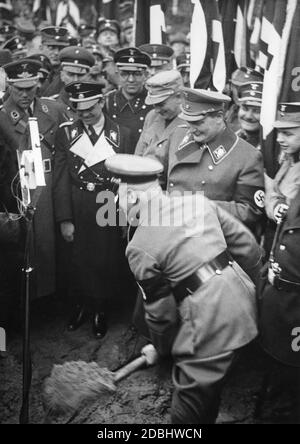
104, 87, 152, 152
0, 95, 66, 298
259, 188, 300, 367
236, 128, 260, 151
126, 192, 260, 358
160, 125, 265, 230
53, 116, 132, 223
135, 109, 184, 160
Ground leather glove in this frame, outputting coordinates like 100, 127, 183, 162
60, 221, 75, 242
273, 203, 289, 223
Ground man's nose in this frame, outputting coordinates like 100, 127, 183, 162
277, 132, 284, 143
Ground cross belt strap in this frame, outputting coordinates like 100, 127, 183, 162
173, 250, 234, 304
273, 275, 300, 292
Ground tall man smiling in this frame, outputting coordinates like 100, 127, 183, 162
158, 88, 265, 232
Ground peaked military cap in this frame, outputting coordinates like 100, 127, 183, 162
97, 18, 120, 37
105, 154, 163, 184
139, 44, 174, 67
15, 18, 36, 37
78, 24, 96, 38
3, 36, 27, 58
179, 88, 231, 121
231, 66, 264, 87
238, 82, 263, 107
176, 52, 191, 71
25, 53, 51, 79
59, 46, 95, 74
145, 69, 183, 105
274, 103, 300, 128
66, 81, 105, 110
114, 47, 151, 70
121, 17, 134, 32
40, 26, 70, 47
169, 32, 189, 46
0, 49, 12, 67
3, 58, 42, 88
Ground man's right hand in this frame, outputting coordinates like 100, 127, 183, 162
274, 203, 289, 223
60, 221, 75, 242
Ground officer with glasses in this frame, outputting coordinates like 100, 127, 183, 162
104, 47, 152, 152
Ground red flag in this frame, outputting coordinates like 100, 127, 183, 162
219, 0, 238, 81
279, 1, 300, 102
133, 0, 166, 46
233, 0, 252, 68
190, 0, 226, 91
258, 0, 296, 177
101, 0, 119, 20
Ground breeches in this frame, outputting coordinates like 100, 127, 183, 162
171, 350, 238, 424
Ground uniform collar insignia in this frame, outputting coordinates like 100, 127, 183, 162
107, 126, 120, 147
10, 110, 20, 121
207, 127, 238, 164
178, 131, 193, 151
110, 129, 117, 143
41, 103, 48, 113
212, 145, 226, 161
71, 127, 79, 139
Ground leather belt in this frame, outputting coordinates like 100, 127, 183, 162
273, 275, 300, 292
71, 178, 112, 192
173, 250, 233, 304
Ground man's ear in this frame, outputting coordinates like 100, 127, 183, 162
60, 69, 66, 83
127, 188, 138, 205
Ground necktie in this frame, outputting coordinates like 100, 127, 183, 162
88, 125, 98, 145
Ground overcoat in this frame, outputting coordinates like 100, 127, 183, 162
53, 116, 132, 304
0, 95, 65, 298
154, 125, 265, 230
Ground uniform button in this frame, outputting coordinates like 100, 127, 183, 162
112, 114, 117, 118
169, 182, 174, 187
208, 165, 213, 171
67, 107, 70, 110
51, 144, 55, 148
138, 129, 142, 133
140, 117, 144, 121
158, 144, 162, 148
50, 130, 53, 134
288, 230, 294, 234
201, 180, 206, 185
142, 105, 146, 109
79, 187, 83, 190
279, 245, 286, 251
75, 165, 78, 169
80, 176, 83, 179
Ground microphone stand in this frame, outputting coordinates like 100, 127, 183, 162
19, 204, 35, 424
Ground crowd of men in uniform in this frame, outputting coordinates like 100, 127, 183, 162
0, 11, 299, 424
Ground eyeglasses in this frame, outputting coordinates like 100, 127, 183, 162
119, 70, 144, 80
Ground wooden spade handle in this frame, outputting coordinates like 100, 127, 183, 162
114, 355, 147, 383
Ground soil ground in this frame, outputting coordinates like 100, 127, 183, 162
0, 295, 298, 425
